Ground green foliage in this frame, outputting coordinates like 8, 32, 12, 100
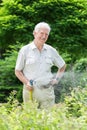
5, 90, 20, 112
0, 44, 23, 102
0, 85, 22, 102
65, 87, 87, 117
0, 45, 20, 86
73, 58, 87, 72
0, 0, 87, 105
54, 71, 87, 103
0, 0, 34, 53
0, 89, 87, 130
0, 0, 87, 62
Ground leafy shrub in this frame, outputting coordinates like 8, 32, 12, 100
0, 44, 23, 102
0, 90, 87, 130
0, 45, 20, 86
64, 87, 87, 117
0, 0, 87, 62
54, 71, 87, 103
73, 58, 87, 72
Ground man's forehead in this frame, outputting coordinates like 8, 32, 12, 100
38, 28, 49, 33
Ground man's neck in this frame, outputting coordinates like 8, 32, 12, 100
34, 40, 44, 51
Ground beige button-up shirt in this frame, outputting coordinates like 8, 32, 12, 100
15, 42, 65, 81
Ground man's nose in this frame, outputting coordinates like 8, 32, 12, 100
43, 34, 47, 38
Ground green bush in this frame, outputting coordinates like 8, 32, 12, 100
73, 58, 87, 72
64, 87, 87, 117
54, 71, 87, 103
0, 85, 23, 103
0, 0, 87, 62
0, 44, 23, 102
0, 89, 87, 130
0, 44, 22, 86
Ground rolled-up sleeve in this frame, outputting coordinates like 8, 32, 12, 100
53, 49, 65, 68
15, 49, 25, 71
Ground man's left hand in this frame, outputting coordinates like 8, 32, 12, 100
50, 78, 58, 86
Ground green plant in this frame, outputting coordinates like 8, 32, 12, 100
0, 44, 23, 102
64, 87, 87, 117
0, 0, 87, 62
54, 70, 87, 103
73, 58, 87, 72
1, 90, 87, 130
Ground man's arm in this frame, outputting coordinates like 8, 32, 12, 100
56, 64, 66, 80
51, 64, 66, 85
15, 70, 33, 90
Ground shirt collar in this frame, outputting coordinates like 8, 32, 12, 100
30, 42, 37, 50
31, 41, 47, 51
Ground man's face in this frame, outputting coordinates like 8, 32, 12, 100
34, 27, 49, 44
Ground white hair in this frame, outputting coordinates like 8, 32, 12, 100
33, 22, 51, 35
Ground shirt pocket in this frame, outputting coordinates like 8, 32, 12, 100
26, 56, 36, 65
45, 56, 53, 65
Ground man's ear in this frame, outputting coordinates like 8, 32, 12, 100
33, 31, 36, 36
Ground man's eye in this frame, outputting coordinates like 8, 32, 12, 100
41, 32, 44, 35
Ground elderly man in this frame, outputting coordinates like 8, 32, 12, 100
15, 22, 66, 108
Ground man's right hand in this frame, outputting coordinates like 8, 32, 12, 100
26, 81, 33, 91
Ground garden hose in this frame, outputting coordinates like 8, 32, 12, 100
29, 90, 33, 101
29, 80, 34, 101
